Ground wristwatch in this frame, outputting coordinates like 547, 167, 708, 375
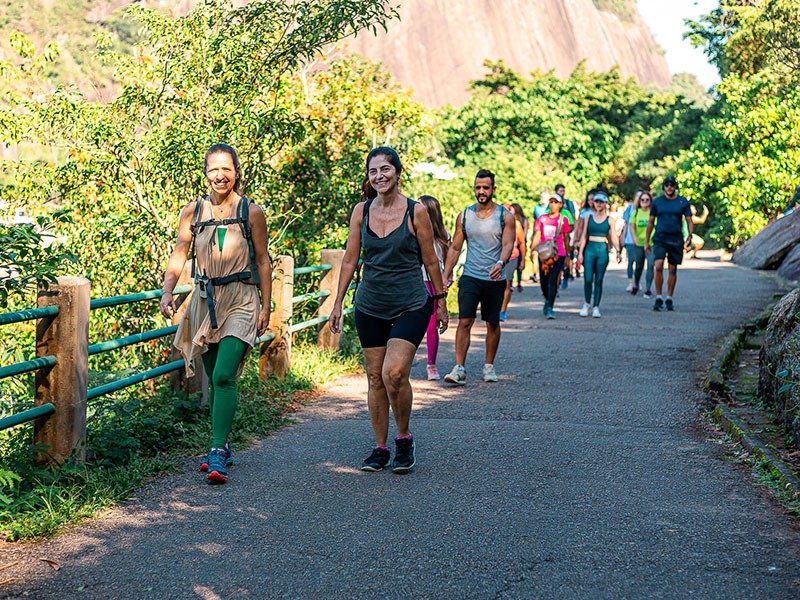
496, 259, 507, 268
432, 291, 447, 300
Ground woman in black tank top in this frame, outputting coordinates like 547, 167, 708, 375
328, 147, 449, 473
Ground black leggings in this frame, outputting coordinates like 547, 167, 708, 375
539, 255, 565, 307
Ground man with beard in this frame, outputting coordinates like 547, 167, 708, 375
442, 169, 516, 384
645, 175, 693, 311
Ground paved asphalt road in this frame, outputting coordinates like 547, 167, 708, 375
2, 256, 799, 599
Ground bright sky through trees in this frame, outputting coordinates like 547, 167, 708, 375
637, 0, 720, 88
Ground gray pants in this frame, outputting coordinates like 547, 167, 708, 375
632, 245, 654, 291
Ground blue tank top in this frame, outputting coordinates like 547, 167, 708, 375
587, 215, 610, 238
354, 197, 429, 319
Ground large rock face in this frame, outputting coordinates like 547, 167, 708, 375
343, 0, 672, 106
759, 288, 800, 446
732, 210, 800, 270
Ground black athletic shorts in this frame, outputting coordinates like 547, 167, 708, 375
457, 275, 506, 325
653, 236, 684, 265
354, 297, 433, 349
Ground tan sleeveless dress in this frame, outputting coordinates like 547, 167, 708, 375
173, 199, 260, 376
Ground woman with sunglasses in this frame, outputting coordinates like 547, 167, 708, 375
628, 190, 656, 297
577, 191, 622, 318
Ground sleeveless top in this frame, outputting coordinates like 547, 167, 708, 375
355, 197, 429, 319
586, 214, 611, 239
462, 204, 504, 281
174, 199, 260, 376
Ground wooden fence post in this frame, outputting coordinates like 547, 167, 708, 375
169, 263, 207, 402
317, 249, 344, 350
34, 276, 90, 465
260, 255, 294, 380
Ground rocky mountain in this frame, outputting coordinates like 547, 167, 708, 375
343, 0, 672, 106
1, 0, 670, 107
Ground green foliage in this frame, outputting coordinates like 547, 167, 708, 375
428, 60, 703, 215
0, 210, 78, 305
592, 0, 636, 22
679, 1, 800, 249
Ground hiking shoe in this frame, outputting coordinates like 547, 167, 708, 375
444, 365, 466, 385
361, 447, 391, 472
200, 441, 233, 472
579, 303, 591, 317
592, 306, 602, 318
653, 298, 664, 311
391, 437, 415, 473
499, 310, 507, 322
666, 298, 674, 311
426, 365, 440, 380
643, 290, 653, 299
483, 363, 499, 382
631, 286, 639, 296
205, 449, 228, 484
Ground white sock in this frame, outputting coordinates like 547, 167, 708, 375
656, 295, 663, 300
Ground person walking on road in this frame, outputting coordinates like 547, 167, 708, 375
530, 194, 571, 319
160, 143, 273, 485
328, 147, 448, 474
621, 192, 638, 293
419, 195, 451, 381
510, 202, 529, 292
577, 191, 622, 318
499, 203, 526, 321
442, 169, 515, 385
628, 190, 656, 297
555, 184, 576, 289
644, 175, 693, 311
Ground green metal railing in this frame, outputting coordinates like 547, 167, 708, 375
1, 260, 354, 432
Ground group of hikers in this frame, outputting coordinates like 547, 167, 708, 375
159, 144, 703, 482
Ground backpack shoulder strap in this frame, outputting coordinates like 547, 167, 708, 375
461, 207, 469, 242
238, 196, 260, 285
498, 205, 505, 231
406, 197, 417, 227
189, 196, 205, 278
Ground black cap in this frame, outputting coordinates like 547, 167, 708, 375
663, 175, 678, 188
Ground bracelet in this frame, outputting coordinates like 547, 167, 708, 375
432, 292, 447, 300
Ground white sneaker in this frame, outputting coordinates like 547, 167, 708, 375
625, 281, 633, 292
592, 306, 602, 318
482, 363, 499, 382
579, 303, 591, 317
444, 365, 466, 385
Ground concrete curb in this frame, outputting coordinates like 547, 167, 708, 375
705, 294, 800, 501
712, 405, 800, 499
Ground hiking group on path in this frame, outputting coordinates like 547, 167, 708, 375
159, 143, 707, 483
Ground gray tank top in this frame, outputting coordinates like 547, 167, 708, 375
462, 204, 504, 281
354, 197, 429, 319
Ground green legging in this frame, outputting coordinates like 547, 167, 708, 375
201, 336, 249, 448
583, 241, 610, 307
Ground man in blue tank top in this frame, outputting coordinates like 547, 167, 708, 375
442, 169, 516, 385
644, 175, 693, 311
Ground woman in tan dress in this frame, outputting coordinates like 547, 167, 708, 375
160, 144, 272, 484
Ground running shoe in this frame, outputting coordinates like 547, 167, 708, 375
560, 278, 568, 290
426, 365, 441, 380
391, 437, 415, 473
205, 449, 228, 484
625, 282, 633, 293
361, 447, 391, 472
483, 364, 499, 382
643, 290, 653, 299
542, 303, 550, 316
444, 365, 466, 385
499, 311, 507, 322
516, 284, 523, 292
666, 298, 674, 311
546, 307, 555, 320
653, 298, 664, 311
579, 303, 591, 317
631, 286, 639, 296
200, 441, 233, 472
592, 306, 602, 318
